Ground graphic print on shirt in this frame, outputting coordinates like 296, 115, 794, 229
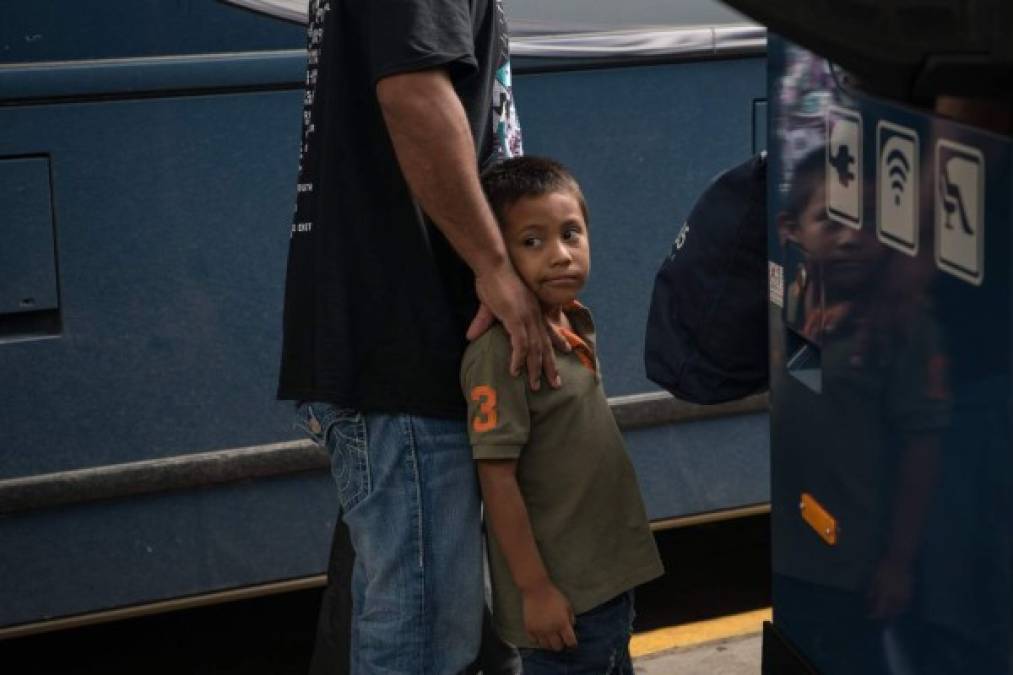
470, 385, 499, 432
493, 0, 523, 159
291, 0, 330, 237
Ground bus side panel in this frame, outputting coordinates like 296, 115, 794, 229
0, 55, 769, 630
628, 414, 770, 521
0, 89, 302, 479
516, 58, 770, 519
514, 59, 766, 395
0, 474, 335, 628
0, 2, 305, 63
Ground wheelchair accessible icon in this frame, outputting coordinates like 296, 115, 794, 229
936, 140, 985, 285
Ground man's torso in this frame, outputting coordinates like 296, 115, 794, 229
278, 0, 521, 417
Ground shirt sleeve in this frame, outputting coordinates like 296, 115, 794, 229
361, 0, 478, 84
460, 331, 530, 459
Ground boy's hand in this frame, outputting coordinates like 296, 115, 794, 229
469, 263, 566, 391
521, 580, 577, 651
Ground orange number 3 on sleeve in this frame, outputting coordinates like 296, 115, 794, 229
470, 385, 498, 433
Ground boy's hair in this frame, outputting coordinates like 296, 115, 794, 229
481, 156, 588, 226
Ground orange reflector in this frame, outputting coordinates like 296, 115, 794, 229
800, 492, 837, 545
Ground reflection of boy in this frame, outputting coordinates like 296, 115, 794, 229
462, 157, 663, 671
773, 148, 951, 673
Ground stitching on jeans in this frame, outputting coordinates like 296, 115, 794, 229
297, 405, 356, 505
357, 412, 371, 498
401, 414, 427, 668
329, 409, 365, 509
402, 416, 424, 571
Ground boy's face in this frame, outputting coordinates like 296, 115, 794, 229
501, 190, 590, 309
785, 184, 883, 290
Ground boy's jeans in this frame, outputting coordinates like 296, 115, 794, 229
297, 402, 484, 675
518, 591, 636, 675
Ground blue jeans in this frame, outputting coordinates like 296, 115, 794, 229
518, 591, 635, 675
297, 403, 484, 675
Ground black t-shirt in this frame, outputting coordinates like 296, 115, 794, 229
277, 0, 522, 417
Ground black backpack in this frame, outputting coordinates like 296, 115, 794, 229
644, 153, 769, 404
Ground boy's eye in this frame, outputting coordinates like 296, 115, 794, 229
523, 236, 542, 247
562, 227, 581, 241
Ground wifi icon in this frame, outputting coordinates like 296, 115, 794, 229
886, 148, 910, 205
876, 122, 920, 255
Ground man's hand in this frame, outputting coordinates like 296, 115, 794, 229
470, 263, 564, 391
521, 579, 577, 652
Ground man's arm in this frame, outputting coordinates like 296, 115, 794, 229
477, 458, 577, 651
376, 68, 561, 390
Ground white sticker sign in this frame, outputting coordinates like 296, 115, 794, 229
769, 261, 784, 308
827, 106, 862, 229
876, 121, 919, 255
936, 140, 985, 285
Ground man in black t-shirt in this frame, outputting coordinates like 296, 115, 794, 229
279, 1, 561, 672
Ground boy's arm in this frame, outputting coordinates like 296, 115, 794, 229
463, 337, 574, 650
477, 458, 577, 652
868, 433, 940, 619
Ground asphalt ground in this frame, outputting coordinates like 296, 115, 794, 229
3, 514, 771, 674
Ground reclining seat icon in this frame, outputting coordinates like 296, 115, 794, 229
940, 163, 974, 235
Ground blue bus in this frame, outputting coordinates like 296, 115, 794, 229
0, 0, 768, 637
719, 1, 1013, 672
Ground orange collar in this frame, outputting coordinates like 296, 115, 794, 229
558, 326, 596, 373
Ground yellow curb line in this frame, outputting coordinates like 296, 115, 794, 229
630, 607, 771, 658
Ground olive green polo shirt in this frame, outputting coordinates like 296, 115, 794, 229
461, 304, 664, 648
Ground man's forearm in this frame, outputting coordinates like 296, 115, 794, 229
378, 68, 563, 389
377, 69, 507, 275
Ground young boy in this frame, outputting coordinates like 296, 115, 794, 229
462, 156, 663, 672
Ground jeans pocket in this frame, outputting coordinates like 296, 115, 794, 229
296, 402, 369, 511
